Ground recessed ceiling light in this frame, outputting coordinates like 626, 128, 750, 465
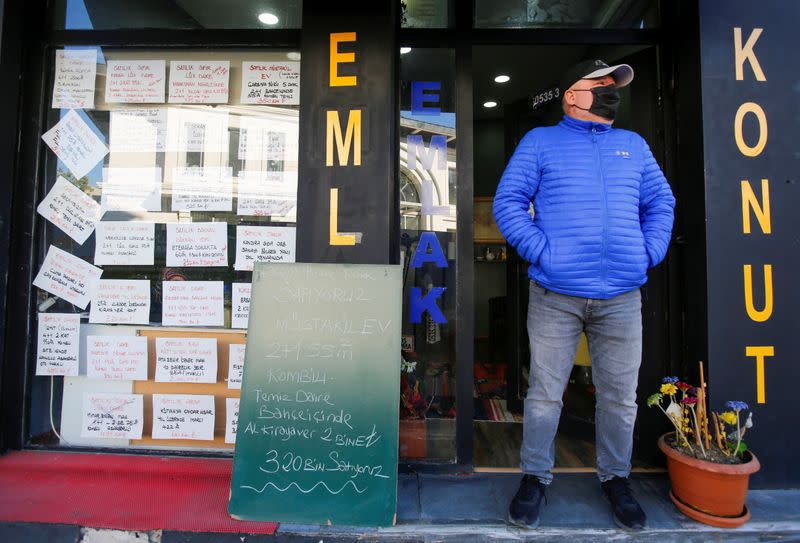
258, 12, 279, 25
400, 47, 412, 54
494, 74, 510, 83
483, 101, 498, 108
287, 52, 301, 61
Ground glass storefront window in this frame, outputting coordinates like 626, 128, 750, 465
398, 48, 457, 461
474, 0, 660, 29
53, 0, 303, 30
401, 0, 453, 28
29, 47, 300, 452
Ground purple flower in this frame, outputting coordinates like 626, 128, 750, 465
662, 376, 680, 384
680, 397, 698, 405
725, 400, 749, 411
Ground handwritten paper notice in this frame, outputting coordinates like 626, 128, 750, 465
152, 394, 215, 441
168, 61, 230, 104
236, 171, 297, 217
101, 167, 162, 212
82, 393, 144, 439
162, 281, 224, 327
171, 166, 233, 211
234, 226, 295, 271
94, 222, 155, 266
36, 313, 80, 376
52, 49, 97, 109
41, 110, 109, 180
166, 222, 228, 267
89, 280, 150, 324
34, 246, 103, 309
105, 60, 166, 104
86, 335, 148, 381
240, 61, 300, 105
155, 337, 218, 383
228, 344, 245, 389
109, 108, 167, 153
166, 107, 229, 153
37, 176, 103, 245
225, 397, 240, 444
237, 115, 299, 162
231, 283, 251, 329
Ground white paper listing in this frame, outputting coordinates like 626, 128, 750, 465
86, 335, 148, 381
240, 61, 300, 105
168, 61, 230, 104
225, 397, 240, 444
41, 110, 109, 180
155, 337, 218, 383
33, 245, 103, 309
94, 221, 155, 266
171, 167, 233, 212
227, 343, 245, 389
101, 167, 162, 212
236, 170, 297, 217
109, 108, 167, 153
231, 283, 251, 329
165, 107, 229, 153
234, 225, 295, 271
161, 281, 224, 327
89, 279, 151, 325
166, 222, 228, 267
152, 394, 215, 441
37, 176, 104, 245
81, 393, 144, 439
52, 49, 97, 110
36, 313, 80, 376
105, 60, 166, 104
237, 116, 299, 162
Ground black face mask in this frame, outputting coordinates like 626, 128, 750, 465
574, 85, 620, 121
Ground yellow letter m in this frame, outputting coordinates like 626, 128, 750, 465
326, 109, 362, 167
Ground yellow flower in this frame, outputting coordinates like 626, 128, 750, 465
660, 383, 678, 395
720, 411, 737, 425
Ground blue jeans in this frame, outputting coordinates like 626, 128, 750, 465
521, 280, 643, 484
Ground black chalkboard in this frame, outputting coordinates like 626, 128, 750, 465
229, 262, 401, 526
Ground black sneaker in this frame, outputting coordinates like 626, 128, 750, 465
508, 474, 547, 529
601, 476, 647, 530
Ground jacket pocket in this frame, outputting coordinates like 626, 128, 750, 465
540, 237, 556, 274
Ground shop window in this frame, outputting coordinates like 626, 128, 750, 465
30, 47, 300, 452
473, 0, 660, 29
53, 0, 303, 30
400, 0, 453, 28
398, 49, 457, 461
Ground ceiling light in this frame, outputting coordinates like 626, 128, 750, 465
494, 74, 510, 83
483, 101, 497, 108
258, 12, 279, 25
400, 47, 412, 54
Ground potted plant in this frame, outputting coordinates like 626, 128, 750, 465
648, 363, 760, 528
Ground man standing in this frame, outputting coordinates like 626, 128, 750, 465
493, 59, 675, 531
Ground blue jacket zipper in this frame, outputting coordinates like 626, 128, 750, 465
592, 127, 608, 298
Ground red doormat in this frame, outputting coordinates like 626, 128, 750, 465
0, 450, 278, 534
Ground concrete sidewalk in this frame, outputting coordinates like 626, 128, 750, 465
3, 473, 799, 542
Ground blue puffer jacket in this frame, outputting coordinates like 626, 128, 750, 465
493, 115, 675, 299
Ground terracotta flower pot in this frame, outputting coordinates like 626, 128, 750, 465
658, 433, 760, 528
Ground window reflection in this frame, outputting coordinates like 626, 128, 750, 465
474, 0, 659, 29
55, 0, 303, 30
398, 48, 457, 461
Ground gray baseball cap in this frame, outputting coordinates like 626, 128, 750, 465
559, 59, 634, 94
